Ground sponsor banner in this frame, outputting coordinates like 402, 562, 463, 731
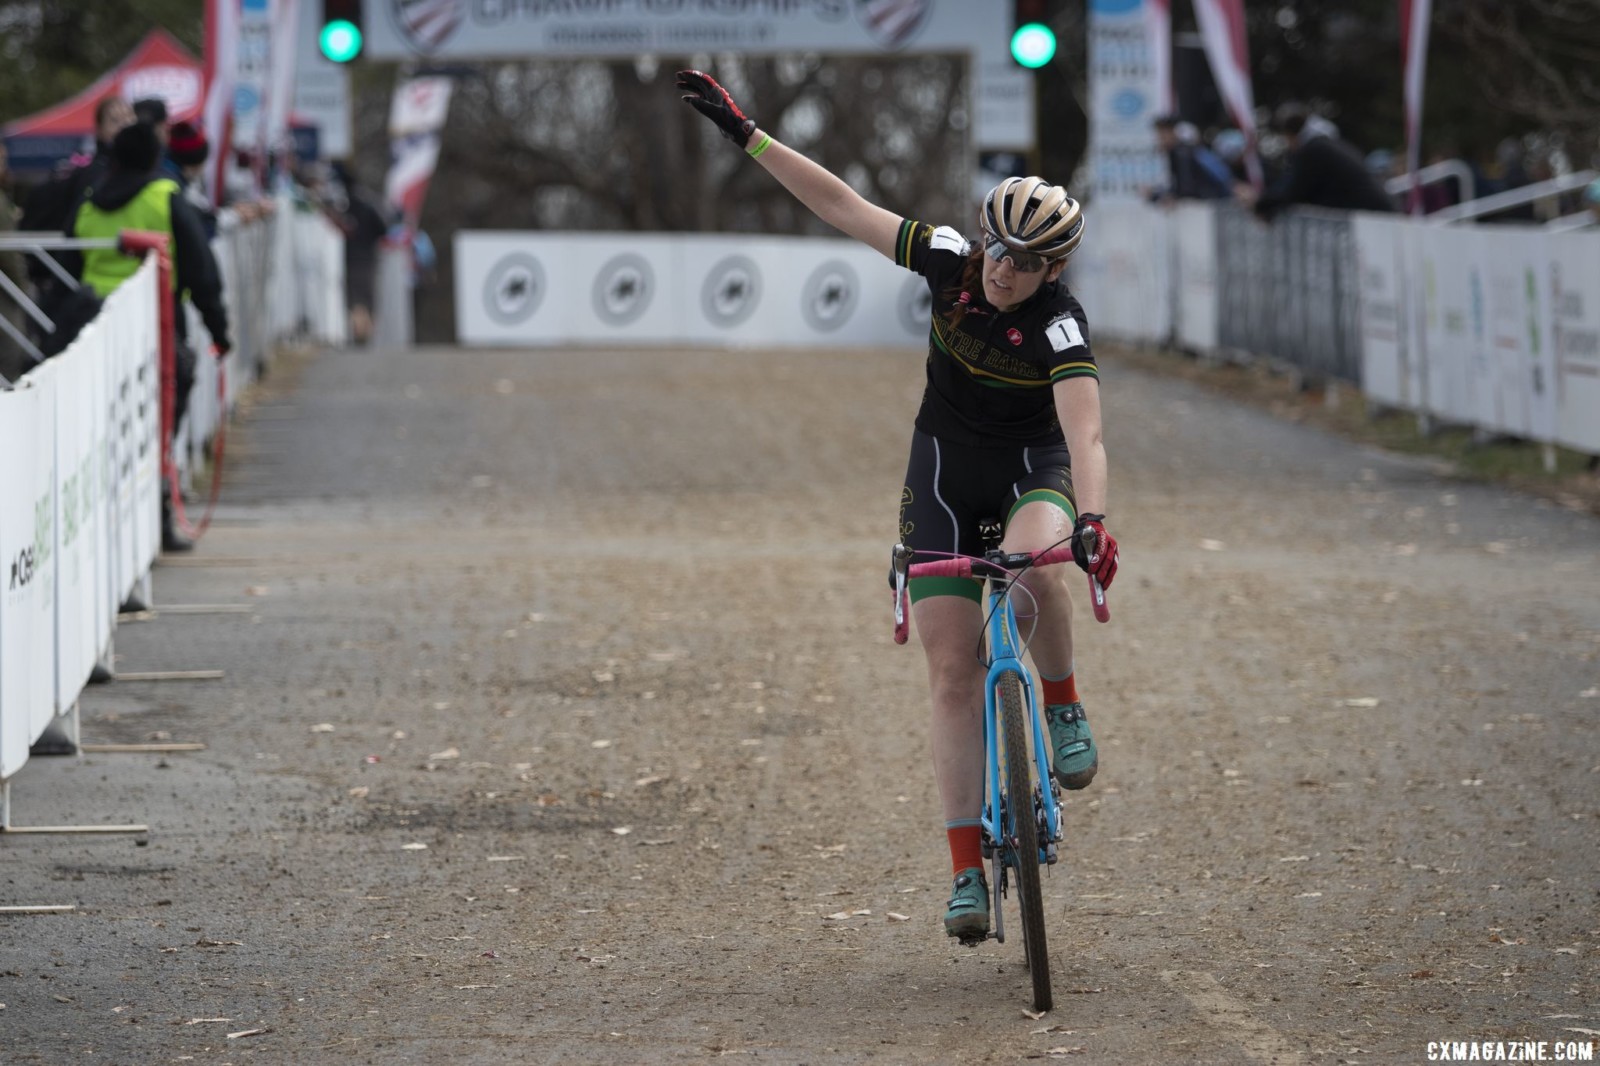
1551, 231, 1600, 454
456, 232, 924, 348
365, 0, 1031, 150
1086, 0, 1170, 201
1172, 201, 1217, 352
1483, 228, 1554, 441
1353, 213, 1413, 410
232, 0, 274, 152
0, 374, 49, 780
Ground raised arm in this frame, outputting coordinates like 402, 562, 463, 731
676, 69, 901, 261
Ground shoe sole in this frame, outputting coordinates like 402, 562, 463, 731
944, 914, 991, 940
1054, 757, 1099, 791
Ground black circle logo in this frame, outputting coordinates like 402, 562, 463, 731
592, 253, 654, 327
700, 256, 762, 329
484, 253, 545, 326
800, 260, 860, 333
897, 275, 933, 337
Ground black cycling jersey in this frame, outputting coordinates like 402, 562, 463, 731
894, 218, 1097, 447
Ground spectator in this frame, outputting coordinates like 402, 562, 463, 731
164, 121, 218, 239
17, 95, 135, 325
0, 142, 32, 383
67, 121, 231, 552
1211, 128, 1251, 183
1149, 114, 1233, 201
1239, 103, 1395, 220
332, 163, 388, 345
132, 97, 171, 145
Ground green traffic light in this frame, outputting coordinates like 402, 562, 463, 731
1010, 22, 1056, 69
320, 19, 362, 63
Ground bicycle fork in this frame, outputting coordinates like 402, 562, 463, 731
978, 597, 1064, 942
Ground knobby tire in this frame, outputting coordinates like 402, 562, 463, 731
999, 672, 1052, 1012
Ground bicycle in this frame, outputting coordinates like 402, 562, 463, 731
890, 526, 1110, 1013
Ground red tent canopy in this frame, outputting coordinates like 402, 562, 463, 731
3, 29, 204, 174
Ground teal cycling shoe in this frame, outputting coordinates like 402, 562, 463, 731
943, 867, 990, 942
1045, 701, 1098, 790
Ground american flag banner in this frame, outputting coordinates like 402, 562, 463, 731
201, 0, 238, 204
385, 76, 454, 230
1401, 0, 1433, 214
1191, 0, 1262, 188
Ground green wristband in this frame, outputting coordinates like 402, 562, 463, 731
746, 132, 773, 159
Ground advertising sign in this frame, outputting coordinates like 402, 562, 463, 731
456, 231, 924, 348
1086, 0, 1170, 200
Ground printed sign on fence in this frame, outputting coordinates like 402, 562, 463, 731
0, 366, 59, 765
1550, 232, 1600, 454
0, 382, 41, 778
1484, 229, 1555, 441
1354, 214, 1412, 410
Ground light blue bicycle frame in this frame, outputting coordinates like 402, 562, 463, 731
979, 574, 1063, 872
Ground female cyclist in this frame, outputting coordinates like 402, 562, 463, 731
677, 70, 1120, 941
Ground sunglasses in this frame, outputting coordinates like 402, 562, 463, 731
982, 235, 1047, 273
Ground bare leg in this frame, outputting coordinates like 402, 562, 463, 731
912, 595, 987, 823
1001, 501, 1076, 679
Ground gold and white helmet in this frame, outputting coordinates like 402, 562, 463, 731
981, 177, 1085, 262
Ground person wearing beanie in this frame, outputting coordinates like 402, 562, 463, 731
67, 120, 232, 552
164, 120, 218, 238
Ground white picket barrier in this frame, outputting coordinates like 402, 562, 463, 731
0, 196, 346, 823
0, 261, 160, 792
1349, 215, 1597, 450
1051, 198, 1597, 456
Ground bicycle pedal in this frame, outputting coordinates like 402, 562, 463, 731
955, 932, 990, 948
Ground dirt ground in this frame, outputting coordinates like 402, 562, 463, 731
2, 339, 1597, 1065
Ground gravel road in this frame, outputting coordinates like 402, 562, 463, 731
3, 340, 1596, 1065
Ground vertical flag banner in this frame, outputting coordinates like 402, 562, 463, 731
233, 0, 272, 193
1086, 0, 1172, 201
1401, 0, 1432, 214
266, 0, 301, 161
385, 75, 454, 231
1192, 0, 1262, 187
202, 0, 240, 204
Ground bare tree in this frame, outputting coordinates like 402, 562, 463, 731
1438, 0, 1600, 164
366, 55, 973, 339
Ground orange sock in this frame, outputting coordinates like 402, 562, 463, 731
946, 822, 984, 875
1041, 671, 1079, 706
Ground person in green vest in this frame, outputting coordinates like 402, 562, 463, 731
68, 120, 232, 552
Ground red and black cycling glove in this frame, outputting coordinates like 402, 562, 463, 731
1071, 513, 1119, 590
675, 69, 756, 148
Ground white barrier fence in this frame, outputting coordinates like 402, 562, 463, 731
1069, 201, 1600, 456
0, 195, 347, 818
1, 262, 160, 784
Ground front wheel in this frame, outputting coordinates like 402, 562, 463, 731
999, 672, 1052, 1012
